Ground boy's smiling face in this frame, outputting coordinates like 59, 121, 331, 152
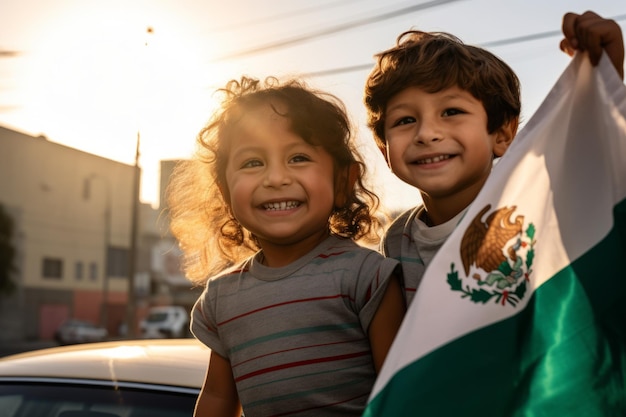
382, 85, 512, 218
223, 103, 336, 256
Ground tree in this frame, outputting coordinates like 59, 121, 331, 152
0, 204, 17, 296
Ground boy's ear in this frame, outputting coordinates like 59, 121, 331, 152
493, 117, 519, 157
378, 142, 393, 168
334, 163, 360, 208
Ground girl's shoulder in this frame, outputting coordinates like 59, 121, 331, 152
322, 236, 398, 270
323, 236, 379, 256
208, 256, 254, 282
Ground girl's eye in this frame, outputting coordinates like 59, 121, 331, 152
442, 108, 463, 117
290, 154, 311, 163
241, 159, 263, 169
391, 116, 416, 127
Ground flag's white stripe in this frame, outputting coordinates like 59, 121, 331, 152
372, 52, 626, 397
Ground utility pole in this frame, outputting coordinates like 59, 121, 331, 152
125, 26, 152, 338
125, 132, 140, 338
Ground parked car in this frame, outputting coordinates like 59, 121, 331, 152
0, 338, 210, 417
140, 306, 189, 339
53, 319, 108, 345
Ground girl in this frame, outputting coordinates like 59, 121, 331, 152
167, 76, 405, 417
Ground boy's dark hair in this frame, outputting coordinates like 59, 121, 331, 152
364, 30, 521, 150
167, 77, 381, 283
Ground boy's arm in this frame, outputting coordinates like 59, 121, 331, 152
368, 273, 406, 372
560, 11, 624, 80
194, 352, 242, 417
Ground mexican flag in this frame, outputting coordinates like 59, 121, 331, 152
364, 53, 626, 416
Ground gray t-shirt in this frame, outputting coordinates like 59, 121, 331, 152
382, 205, 465, 306
191, 235, 399, 417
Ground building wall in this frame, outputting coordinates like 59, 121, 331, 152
0, 127, 199, 343
158, 159, 180, 214
0, 126, 135, 341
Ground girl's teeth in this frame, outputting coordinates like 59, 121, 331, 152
264, 201, 299, 210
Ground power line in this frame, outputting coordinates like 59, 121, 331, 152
302, 13, 626, 78
205, 0, 363, 33
0, 50, 20, 58
209, 0, 462, 61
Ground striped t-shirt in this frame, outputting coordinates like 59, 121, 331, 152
191, 235, 399, 417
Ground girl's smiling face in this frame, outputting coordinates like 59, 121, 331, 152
224, 104, 337, 257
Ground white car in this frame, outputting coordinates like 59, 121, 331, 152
0, 338, 210, 417
53, 319, 108, 345
140, 306, 189, 339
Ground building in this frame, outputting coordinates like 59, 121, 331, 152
150, 159, 200, 309
0, 126, 199, 343
140, 161, 202, 312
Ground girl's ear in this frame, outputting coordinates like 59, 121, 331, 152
334, 163, 360, 208
493, 117, 519, 157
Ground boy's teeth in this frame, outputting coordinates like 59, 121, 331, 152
418, 155, 450, 164
264, 201, 300, 210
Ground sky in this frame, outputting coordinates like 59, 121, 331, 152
1, 0, 625, 212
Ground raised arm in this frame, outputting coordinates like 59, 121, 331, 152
560, 11, 624, 80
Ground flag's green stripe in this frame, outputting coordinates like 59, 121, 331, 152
365, 199, 626, 417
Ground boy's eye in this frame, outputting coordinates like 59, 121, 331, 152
289, 154, 311, 163
442, 108, 463, 117
392, 116, 416, 127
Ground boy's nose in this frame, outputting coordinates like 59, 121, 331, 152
263, 165, 292, 188
413, 120, 442, 144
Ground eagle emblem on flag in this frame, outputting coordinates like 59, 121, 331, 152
447, 204, 536, 306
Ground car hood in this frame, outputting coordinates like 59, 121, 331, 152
0, 339, 209, 388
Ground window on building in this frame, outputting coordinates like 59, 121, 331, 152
75, 261, 84, 280
107, 246, 129, 278
42, 258, 63, 280
89, 261, 98, 281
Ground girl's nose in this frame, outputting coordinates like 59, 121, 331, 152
263, 164, 292, 188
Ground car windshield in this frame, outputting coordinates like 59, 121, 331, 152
145, 313, 169, 323
0, 381, 197, 417
61, 320, 96, 328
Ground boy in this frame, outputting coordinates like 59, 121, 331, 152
364, 11, 624, 306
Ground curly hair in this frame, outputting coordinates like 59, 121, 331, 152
167, 76, 381, 284
364, 30, 521, 150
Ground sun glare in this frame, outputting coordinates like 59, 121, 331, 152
15, 2, 230, 206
